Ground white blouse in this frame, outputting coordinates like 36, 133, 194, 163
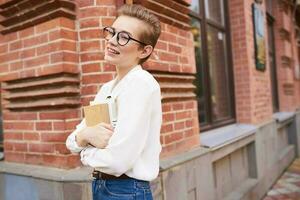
66, 65, 162, 181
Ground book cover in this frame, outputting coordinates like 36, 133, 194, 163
83, 103, 110, 127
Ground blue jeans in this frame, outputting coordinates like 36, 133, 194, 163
92, 178, 153, 200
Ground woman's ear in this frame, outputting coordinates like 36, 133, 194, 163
139, 45, 153, 59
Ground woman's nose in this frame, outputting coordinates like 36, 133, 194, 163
107, 34, 118, 46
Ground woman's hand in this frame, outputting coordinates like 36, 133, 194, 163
76, 123, 114, 149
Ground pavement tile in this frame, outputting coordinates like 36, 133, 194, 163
265, 159, 300, 200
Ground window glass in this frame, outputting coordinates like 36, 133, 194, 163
190, 0, 200, 14
205, 0, 224, 25
191, 18, 207, 123
207, 26, 231, 121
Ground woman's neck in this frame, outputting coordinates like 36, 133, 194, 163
115, 63, 139, 81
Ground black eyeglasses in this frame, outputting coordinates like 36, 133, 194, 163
103, 26, 147, 46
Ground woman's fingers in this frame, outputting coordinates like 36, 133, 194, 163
97, 123, 114, 131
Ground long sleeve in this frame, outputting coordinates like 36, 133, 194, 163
66, 84, 108, 153
65, 119, 87, 153
80, 77, 157, 176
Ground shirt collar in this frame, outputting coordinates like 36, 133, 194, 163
109, 64, 142, 97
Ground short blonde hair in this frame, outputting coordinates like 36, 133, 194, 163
117, 4, 161, 64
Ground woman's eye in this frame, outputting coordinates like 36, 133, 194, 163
119, 33, 129, 40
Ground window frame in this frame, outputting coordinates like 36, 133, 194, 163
190, 0, 236, 131
266, 6, 280, 113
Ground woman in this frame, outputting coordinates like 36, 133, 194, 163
66, 4, 162, 200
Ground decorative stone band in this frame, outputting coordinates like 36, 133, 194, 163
0, 0, 76, 34
2, 73, 80, 111
151, 72, 196, 102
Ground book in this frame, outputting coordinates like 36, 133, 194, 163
83, 103, 110, 127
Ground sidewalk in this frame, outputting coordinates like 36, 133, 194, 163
263, 158, 300, 200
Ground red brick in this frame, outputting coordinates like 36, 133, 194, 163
20, 48, 36, 59
4, 152, 25, 163
159, 52, 178, 63
4, 142, 13, 151
53, 122, 65, 130
23, 132, 40, 141
81, 85, 98, 95
25, 153, 43, 165
82, 63, 101, 73
35, 18, 61, 33
19, 27, 34, 39
9, 40, 22, 51
35, 122, 52, 131
82, 73, 113, 84
165, 132, 183, 144
39, 112, 66, 120
163, 113, 175, 122
174, 121, 185, 130
40, 132, 69, 142
80, 29, 102, 40
55, 143, 70, 154
101, 17, 115, 27
23, 34, 48, 48
172, 102, 184, 111
10, 61, 23, 71
80, 41, 101, 52
161, 124, 173, 133
80, 7, 108, 18
102, 64, 115, 72
80, 18, 100, 29
36, 64, 79, 76
168, 44, 182, 54
49, 29, 77, 41
4, 122, 34, 130
78, 0, 94, 8
162, 104, 171, 112
12, 142, 28, 152
24, 55, 49, 68
4, 132, 23, 140
50, 52, 79, 63
0, 44, 8, 54
29, 143, 55, 153
59, 18, 75, 30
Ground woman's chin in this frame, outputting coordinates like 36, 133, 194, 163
104, 56, 119, 65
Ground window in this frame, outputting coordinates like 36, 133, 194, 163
267, 2, 279, 112
190, 0, 235, 131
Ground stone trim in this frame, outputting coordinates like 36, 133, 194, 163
200, 124, 257, 149
2, 73, 80, 111
152, 72, 196, 102
272, 111, 295, 125
0, 0, 76, 35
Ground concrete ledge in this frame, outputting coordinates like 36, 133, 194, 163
223, 178, 258, 200
159, 146, 210, 171
200, 123, 257, 150
273, 112, 295, 128
0, 162, 93, 182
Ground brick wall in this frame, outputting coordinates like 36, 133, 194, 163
0, 0, 199, 168
273, 1, 300, 111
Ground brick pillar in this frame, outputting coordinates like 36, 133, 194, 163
229, 0, 273, 124
273, 0, 300, 111
0, 0, 80, 168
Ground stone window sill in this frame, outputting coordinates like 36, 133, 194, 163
200, 123, 257, 150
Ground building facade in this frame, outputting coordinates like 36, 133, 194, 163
0, 0, 299, 199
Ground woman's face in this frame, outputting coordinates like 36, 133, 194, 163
104, 15, 146, 68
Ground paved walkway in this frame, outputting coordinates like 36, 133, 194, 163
263, 158, 300, 200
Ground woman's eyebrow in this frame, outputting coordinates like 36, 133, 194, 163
111, 26, 132, 36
